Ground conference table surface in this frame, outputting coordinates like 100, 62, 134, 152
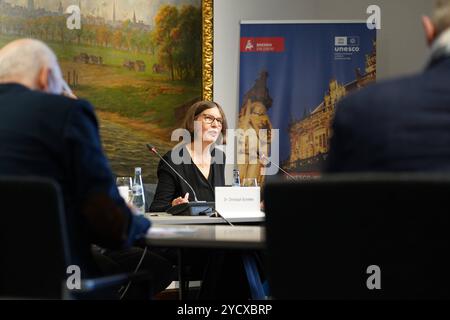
145, 224, 265, 250
145, 212, 265, 225
144, 216, 266, 300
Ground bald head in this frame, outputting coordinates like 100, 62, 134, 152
433, 0, 450, 35
0, 39, 64, 94
423, 0, 450, 46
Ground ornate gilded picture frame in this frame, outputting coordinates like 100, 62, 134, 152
202, 0, 214, 101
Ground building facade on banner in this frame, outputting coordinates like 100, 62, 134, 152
286, 40, 377, 173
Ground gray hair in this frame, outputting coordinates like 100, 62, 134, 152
0, 39, 64, 94
433, 0, 450, 35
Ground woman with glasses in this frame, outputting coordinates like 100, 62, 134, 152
149, 101, 258, 299
149, 100, 228, 212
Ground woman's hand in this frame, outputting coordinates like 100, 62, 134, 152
172, 193, 189, 207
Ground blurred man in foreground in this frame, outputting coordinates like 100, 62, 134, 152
0, 39, 173, 298
326, 0, 450, 173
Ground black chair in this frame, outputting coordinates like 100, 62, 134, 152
144, 183, 157, 212
264, 173, 450, 300
0, 176, 151, 299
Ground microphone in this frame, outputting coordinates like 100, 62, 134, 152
259, 153, 298, 182
146, 144, 214, 216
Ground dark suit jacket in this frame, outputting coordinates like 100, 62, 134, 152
0, 83, 150, 271
326, 57, 450, 173
149, 145, 226, 212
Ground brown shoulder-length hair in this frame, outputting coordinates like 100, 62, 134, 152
182, 100, 228, 144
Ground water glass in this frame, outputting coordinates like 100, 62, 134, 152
242, 178, 258, 187
116, 177, 133, 203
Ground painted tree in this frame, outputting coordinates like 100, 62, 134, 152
81, 24, 95, 45
153, 5, 179, 81
36, 17, 51, 40
120, 20, 132, 51
174, 5, 201, 80
96, 25, 112, 47
56, 16, 66, 43
112, 29, 123, 49
74, 25, 83, 45
49, 16, 58, 41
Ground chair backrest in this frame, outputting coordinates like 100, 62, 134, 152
264, 174, 450, 300
0, 177, 68, 299
144, 183, 157, 212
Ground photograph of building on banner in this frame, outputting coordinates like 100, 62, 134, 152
238, 22, 377, 185
0, 0, 212, 182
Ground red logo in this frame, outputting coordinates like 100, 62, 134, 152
240, 37, 285, 53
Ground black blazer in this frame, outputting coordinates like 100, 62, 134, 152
150, 144, 226, 212
0, 83, 150, 271
326, 56, 450, 173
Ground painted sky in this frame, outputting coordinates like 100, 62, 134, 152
5, 0, 201, 25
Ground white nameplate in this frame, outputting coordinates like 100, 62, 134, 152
215, 187, 265, 218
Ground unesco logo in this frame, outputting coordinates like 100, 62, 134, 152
348, 36, 360, 46
334, 36, 360, 53
334, 36, 360, 47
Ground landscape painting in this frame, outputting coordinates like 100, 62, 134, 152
0, 0, 211, 182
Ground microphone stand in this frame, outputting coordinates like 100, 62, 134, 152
259, 153, 298, 182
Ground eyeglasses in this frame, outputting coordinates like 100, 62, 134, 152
251, 110, 266, 116
201, 114, 224, 126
